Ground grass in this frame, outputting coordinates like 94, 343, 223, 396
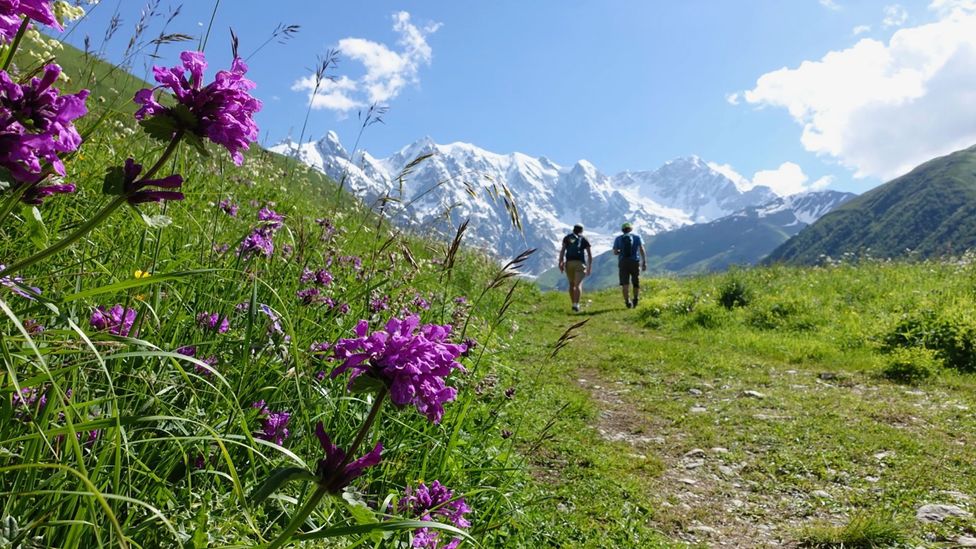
504, 261, 976, 546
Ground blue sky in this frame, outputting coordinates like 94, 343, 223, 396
61, 0, 976, 194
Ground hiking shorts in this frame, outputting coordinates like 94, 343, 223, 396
619, 259, 640, 288
565, 260, 585, 286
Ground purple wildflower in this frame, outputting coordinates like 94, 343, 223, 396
196, 312, 229, 334
212, 242, 229, 254
504, 387, 516, 399
134, 51, 262, 165
0, 64, 88, 202
0, 0, 62, 42
310, 341, 331, 355
369, 295, 389, 313
501, 429, 513, 439
195, 355, 218, 376
399, 481, 472, 549
238, 226, 274, 257
301, 268, 333, 286
120, 157, 184, 204
253, 404, 290, 445
90, 305, 137, 336
313, 421, 382, 494
12, 385, 47, 421
257, 206, 283, 228
337, 303, 351, 315
453, 296, 467, 305
0, 264, 40, 299
218, 198, 238, 217
331, 315, 467, 424
176, 345, 197, 357
22, 318, 44, 335
296, 287, 321, 305
412, 294, 431, 311
461, 338, 478, 358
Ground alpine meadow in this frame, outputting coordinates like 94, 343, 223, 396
2, 2, 976, 549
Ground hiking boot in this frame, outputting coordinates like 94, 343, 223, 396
633, 297, 639, 307
572, 304, 580, 312
625, 300, 632, 309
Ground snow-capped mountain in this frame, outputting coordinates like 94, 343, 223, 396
273, 133, 794, 275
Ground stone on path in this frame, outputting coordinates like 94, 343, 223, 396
684, 448, 706, 459
956, 535, 976, 547
915, 503, 971, 523
742, 390, 766, 399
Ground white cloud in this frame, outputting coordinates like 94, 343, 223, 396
883, 4, 909, 27
752, 162, 815, 196
853, 24, 872, 35
929, 0, 976, 16
810, 175, 834, 190
725, 92, 740, 105
820, 0, 842, 10
293, 12, 440, 112
740, 8, 976, 180
707, 161, 751, 189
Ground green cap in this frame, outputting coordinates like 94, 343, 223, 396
621, 222, 633, 230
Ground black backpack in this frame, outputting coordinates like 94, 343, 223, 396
620, 234, 634, 258
566, 234, 585, 261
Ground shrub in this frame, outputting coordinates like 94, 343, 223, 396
881, 347, 940, 384
718, 272, 752, 310
688, 302, 726, 329
882, 302, 976, 372
797, 512, 905, 548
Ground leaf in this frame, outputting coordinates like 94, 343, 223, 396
102, 165, 125, 195
248, 467, 315, 506
23, 205, 47, 249
139, 113, 179, 142
140, 212, 173, 228
182, 131, 210, 158
348, 375, 386, 395
342, 488, 385, 542
60, 269, 211, 302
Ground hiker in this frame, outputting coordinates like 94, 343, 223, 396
558, 223, 592, 312
613, 222, 646, 308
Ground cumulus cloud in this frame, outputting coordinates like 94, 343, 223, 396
751, 162, 817, 196
740, 6, 976, 180
293, 12, 440, 113
725, 92, 740, 105
820, 0, 842, 10
883, 4, 909, 27
707, 161, 750, 189
853, 24, 872, 35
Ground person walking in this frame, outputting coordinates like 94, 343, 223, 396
613, 222, 646, 308
558, 223, 592, 312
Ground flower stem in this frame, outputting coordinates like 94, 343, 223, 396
266, 484, 329, 549
0, 132, 184, 278
340, 386, 388, 469
0, 194, 127, 278
1, 17, 30, 72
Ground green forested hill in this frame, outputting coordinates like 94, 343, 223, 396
767, 145, 976, 264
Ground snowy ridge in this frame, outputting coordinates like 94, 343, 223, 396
273, 133, 805, 275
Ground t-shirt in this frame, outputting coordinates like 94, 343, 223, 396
613, 233, 643, 263
562, 233, 591, 261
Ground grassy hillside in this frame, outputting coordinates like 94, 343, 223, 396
515, 261, 976, 546
0, 32, 535, 548
767, 145, 976, 264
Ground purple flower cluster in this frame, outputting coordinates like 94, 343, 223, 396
412, 293, 431, 311
239, 207, 284, 258
0, 0, 62, 42
218, 198, 238, 217
300, 267, 333, 287
399, 481, 472, 549
121, 157, 184, 204
296, 286, 321, 306
0, 64, 88, 203
369, 295, 389, 313
332, 315, 467, 424
12, 385, 47, 421
252, 401, 291, 445
0, 263, 40, 299
313, 421, 382, 494
90, 305, 137, 336
134, 51, 261, 165
176, 346, 217, 376
196, 311, 229, 334
22, 318, 44, 335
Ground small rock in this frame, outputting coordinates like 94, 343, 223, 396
628, 453, 646, 460
865, 476, 880, 483
688, 388, 703, 396
818, 372, 838, 380
940, 490, 971, 502
684, 448, 707, 459
690, 406, 707, 413
811, 490, 831, 499
873, 451, 894, 460
742, 390, 766, 399
785, 370, 798, 375
731, 498, 744, 507
577, 378, 587, 384
718, 465, 735, 476
711, 447, 729, 454
684, 459, 705, 470
688, 525, 719, 535
556, 503, 570, 513
956, 535, 976, 547
678, 477, 698, 486
916, 503, 972, 523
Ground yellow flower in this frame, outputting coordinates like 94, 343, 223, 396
134, 270, 151, 279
